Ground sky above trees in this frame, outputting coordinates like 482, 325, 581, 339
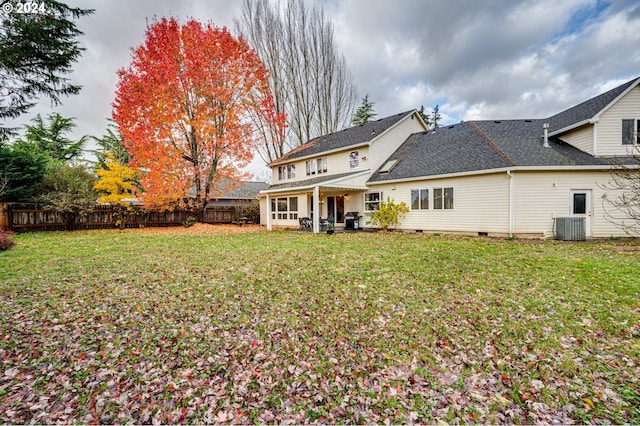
7, 0, 640, 176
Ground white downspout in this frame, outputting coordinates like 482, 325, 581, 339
507, 170, 514, 237
266, 193, 272, 231
313, 186, 320, 233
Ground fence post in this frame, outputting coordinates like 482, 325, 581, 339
0, 202, 7, 228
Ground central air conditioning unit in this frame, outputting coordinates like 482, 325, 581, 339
555, 217, 586, 241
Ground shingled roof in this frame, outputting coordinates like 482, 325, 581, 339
367, 120, 613, 183
368, 76, 640, 183
548, 76, 640, 133
218, 181, 269, 199
270, 111, 415, 165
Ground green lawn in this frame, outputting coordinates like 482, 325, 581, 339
0, 227, 638, 424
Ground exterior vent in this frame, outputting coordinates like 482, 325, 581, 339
555, 217, 585, 241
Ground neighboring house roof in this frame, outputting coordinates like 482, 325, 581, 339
215, 181, 269, 199
191, 180, 268, 199
270, 110, 416, 165
367, 120, 614, 183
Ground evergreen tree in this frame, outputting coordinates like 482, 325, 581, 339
431, 104, 442, 129
14, 113, 87, 162
0, 141, 48, 201
352, 95, 377, 126
92, 120, 130, 167
418, 105, 431, 128
0, 1, 94, 140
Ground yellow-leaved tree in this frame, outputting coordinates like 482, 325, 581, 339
94, 153, 137, 204
369, 198, 409, 232
94, 153, 138, 228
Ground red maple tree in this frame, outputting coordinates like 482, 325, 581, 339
113, 18, 285, 210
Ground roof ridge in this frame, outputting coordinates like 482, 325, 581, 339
469, 121, 516, 167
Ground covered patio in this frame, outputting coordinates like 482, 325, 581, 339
261, 171, 370, 233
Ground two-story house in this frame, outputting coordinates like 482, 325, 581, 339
261, 110, 427, 233
261, 75, 640, 237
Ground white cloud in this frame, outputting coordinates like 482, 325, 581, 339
4, 0, 640, 175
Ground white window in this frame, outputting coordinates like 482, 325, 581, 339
411, 189, 429, 210
434, 187, 454, 210
278, 164, 296, 180
364, 192, 382, 211
271, 197, 298, 220
349, 151, 359, 169
622, 119, 639, 145
306, 157, 327, 176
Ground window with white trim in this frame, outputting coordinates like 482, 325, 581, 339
306, 157, 328, 176
364, 192, 382, 211
349, 151, 359, 169
271, 197, 299, 220
433, 187, 454, 210
411, 189, 429, 210
622, 119, 639, 145
278, 164, 296, 180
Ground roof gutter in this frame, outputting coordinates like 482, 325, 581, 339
366, 164, 633, 185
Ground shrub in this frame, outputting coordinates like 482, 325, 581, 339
183, 216, 197, 228
0, 228, 16, 251
369, 197, 409, 231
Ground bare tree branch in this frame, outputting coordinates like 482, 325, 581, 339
600, 143, 640, 236
236, 0, 358, 164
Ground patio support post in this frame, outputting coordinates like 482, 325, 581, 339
313, 186, 320, 233
266, 193, 272, 231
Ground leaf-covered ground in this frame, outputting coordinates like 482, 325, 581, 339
1, 225, 639, 424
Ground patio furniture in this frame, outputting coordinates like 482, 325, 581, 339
299, 217, 312, 231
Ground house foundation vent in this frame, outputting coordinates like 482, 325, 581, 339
555, 217, 585, 241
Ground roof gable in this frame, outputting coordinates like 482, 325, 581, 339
549, 76, 640, 133
270, 110, 416, 165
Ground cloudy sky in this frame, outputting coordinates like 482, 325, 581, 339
9, 0, 640, 177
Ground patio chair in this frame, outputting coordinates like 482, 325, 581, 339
299, 217, 312, 231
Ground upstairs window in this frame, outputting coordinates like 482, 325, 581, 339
622, 119, 639, 145
278, 164, 296, 180
306, 157, 327, 176
349, 151, 359, 169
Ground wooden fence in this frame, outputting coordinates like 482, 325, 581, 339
4, 203, 239, 231
0, 203, 8, 228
